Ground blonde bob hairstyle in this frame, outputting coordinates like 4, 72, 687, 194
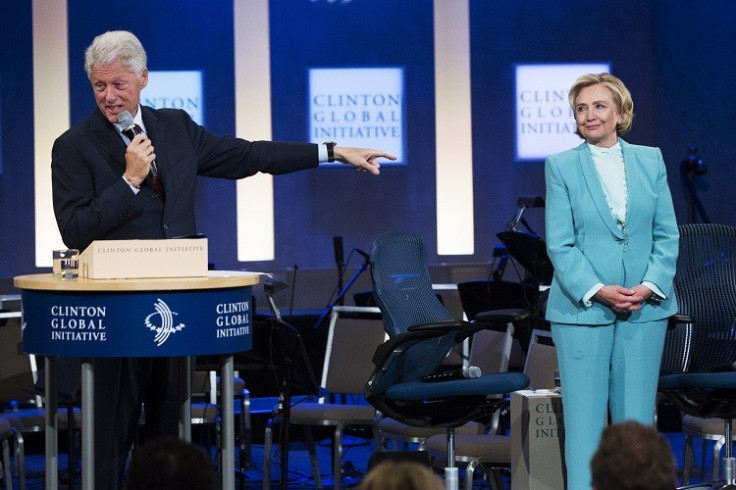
568, 73, 634, 138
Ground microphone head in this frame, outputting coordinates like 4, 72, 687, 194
117, 110, 135, 130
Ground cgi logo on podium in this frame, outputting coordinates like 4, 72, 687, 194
144, 298, 185, 347
21, 288, 253, 358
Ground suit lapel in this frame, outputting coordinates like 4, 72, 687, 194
89, 109, 127, 172
619, 139, 640, 230
577, 142, 624, 238
141, 107, 165, 180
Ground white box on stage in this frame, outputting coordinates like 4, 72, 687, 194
510, 389, 566, 490
80, 238, 208, 279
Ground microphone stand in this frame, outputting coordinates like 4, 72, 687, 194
681, 146, 710, 223
335, 263, 345, 307
264, 278, 320, 490
313, 255, 369, 329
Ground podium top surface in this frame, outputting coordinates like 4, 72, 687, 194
13, 270, 260, 292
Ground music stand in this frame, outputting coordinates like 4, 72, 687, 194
497, 230, 554, 287
264, 278, 324, 490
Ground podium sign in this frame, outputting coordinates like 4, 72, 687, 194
511, 389, 566, 490
80, 238, 208, 279
20, 286, 251, 357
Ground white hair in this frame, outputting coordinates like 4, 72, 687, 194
84, 30, 147, 79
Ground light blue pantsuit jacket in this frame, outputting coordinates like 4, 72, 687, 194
544, 139, 679, 489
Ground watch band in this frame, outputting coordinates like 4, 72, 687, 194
323, 141, 336, 163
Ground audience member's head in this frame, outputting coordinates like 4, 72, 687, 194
126, 436, 215, 490
357, 460, 444, 490
591, 420, 677, 490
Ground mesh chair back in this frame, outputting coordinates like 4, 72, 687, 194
666, 223, 736, 374
369, 232, 456, 388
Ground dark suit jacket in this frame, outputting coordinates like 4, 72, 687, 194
52, 106, 319, 250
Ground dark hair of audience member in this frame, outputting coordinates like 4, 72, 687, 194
591, 420, 677, 490
125, 436, 215, 490
357, 460, 444, 490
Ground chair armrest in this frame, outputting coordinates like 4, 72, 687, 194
371, 327, 455, 367
407, 320, 479, 344
371, 319, 474, 368
667, 313, 694, 330
473, 308, 530, 325
670, 313, 695, 324
406, 320, 471, 333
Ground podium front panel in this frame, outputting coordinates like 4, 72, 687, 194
21, 286, 252, 357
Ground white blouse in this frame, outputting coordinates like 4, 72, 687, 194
588, 141, 627, 230
581, 141, 665, 305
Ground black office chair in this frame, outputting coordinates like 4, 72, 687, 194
659, 223, 736, 490
364, 232, 530, 489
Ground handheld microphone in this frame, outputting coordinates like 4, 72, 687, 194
421, 365, 482, 383
118, 110, 159, 178
117, 111, 138, 141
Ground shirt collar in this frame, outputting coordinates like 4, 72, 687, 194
587, 140, 622, 157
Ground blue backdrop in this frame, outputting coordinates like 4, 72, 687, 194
1, 0, 734, 280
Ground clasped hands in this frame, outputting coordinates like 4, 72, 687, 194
595, 284, 653, 313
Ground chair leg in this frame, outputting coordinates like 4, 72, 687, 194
444, 428, 458, 490
445, 427, 455, 469
2, 436, 12, 490
720, 419, 736, 487
237, 389, 250, 490
302, 427, 323, 489
371, 424, 382, 456
11, 430, 24, 490
262, 423, 272, 490
715, 436, 726, 482
683, 434, 694, 485
489, 468, 506, 490
334, 423, 347, 489
464, 459, 478, 490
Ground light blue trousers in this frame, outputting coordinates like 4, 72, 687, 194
551, 318, 668, 490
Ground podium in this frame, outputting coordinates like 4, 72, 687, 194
13, 271, 260, 490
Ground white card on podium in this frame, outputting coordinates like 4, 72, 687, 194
80, 238, 208, 279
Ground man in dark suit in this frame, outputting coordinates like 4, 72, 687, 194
51, 30, 395, 490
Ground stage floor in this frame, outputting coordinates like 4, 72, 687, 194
8, 425, 719, 489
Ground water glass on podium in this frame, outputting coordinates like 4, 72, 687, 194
52, 249, 79, 279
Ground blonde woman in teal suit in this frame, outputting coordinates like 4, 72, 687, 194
544, 73, 679, 490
